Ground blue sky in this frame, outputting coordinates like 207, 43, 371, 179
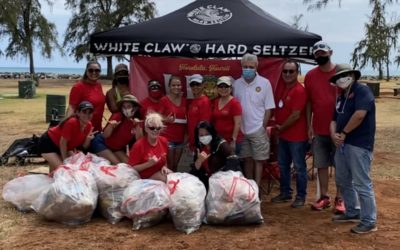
1, 0, 400, 75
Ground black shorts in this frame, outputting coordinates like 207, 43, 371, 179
38, 131, 60, 155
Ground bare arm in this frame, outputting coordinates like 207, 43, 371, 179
306, 101, 313, 139
59, 137, 68, 161
263, 109, 272, 128
66, 105, 76, 118
277, 110, 301, 132
106, 89, 119, 113
341, 110, 367, 134
132, 157, 158, 172
232, 115, 241, 141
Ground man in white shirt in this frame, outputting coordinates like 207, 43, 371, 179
233, 53, 275, 186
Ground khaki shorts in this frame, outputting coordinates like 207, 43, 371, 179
312, 135, 335, 168
240, 127, 270, 161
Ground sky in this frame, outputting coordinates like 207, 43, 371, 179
1, 0, 400, 75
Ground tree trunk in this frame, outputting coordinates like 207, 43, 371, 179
378, 63, 383, 80
107, 56, 113, 79
386, 60, 390, 81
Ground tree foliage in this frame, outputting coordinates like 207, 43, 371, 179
303, 0, 398, 10
0, 0, 60, 75
63, 0, 156, 77
290, 14, 309, 31
351, 0, 398, 80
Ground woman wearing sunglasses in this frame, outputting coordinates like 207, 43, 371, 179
106, 63, 131, 114
66, 61, 105, 132
39, 101, 96, 172
128, 112, 173, 182
211, 76, 242, 155
90, 95, 143, 164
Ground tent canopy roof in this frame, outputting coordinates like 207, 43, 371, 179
89, 0, 321, 58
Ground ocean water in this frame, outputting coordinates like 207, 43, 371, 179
0, 67, 83, 75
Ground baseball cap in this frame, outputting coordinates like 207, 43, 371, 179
189, 74, 203, 84
312, 41, 332, 55
114, 64, 128, 75
78, 101, 94, 111
148, 80, 161, 88
216, 76, 232, 86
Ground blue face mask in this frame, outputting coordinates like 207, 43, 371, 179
242, 68, 256, 80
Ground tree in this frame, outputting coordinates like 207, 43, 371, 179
63, 0, 156, 78
303, 0, 398, 10
290, 14, 309, 31
351, 0, 398, 80
0, 0, 60, 77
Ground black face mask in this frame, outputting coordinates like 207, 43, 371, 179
117, 76, 129, 85
315, 56, 330, 66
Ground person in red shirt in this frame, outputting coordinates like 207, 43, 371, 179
140, 80, 164, 118
105, 63, 131, 114
67, 61, 105, 132
271, 60, 309, 208
187, 74, 211, 150
305, 41, 344, 213
90, 95, 143, 164
39, 101, 96, 171
159, 76, 187, 171
128, 112, 173, 182
211, 76, 242, 155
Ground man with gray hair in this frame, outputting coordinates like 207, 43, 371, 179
233, 53, 275, 187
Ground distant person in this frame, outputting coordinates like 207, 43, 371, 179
330, 64, 377, 234
90, 95, 143, 164
187, 74, 211, 150
128, 112, 173, 183
211, 76, 242, 155
140, 80, 164, 118
66, 61, 105, 132
105, 64, 131, 114
233, 53, 275, 187
159, 76, 187, 171
304, 41, 344, 213
39, 101, 96, 172
190, 121, 240, 189
271, 60, 308, 208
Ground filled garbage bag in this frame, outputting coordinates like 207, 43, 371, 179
2, 174, 54, 212
205, 170, 263, 225
90, 163, 140, 224
63, 152, 110, 170
32, 166, 98, 225
121, 179, 170, 230
167, 173, 206, 234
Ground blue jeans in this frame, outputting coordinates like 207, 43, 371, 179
278, 139, 308, 199
334, 144, 377, 226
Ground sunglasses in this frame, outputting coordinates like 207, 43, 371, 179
190, 82, 202, 87
88, 68, 101, 74
149, 85, 161, 90
282, 69, 296, 74
147, 126, 162, 132
313, 43, 330, 51
217, 84, 230, 89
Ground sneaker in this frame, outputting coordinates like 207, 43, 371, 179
351, 224, 377, 234
332, 213, 360, 223
291, 198, 305, 208
311, 196, 331, 211
271, 193, 292, 203
333, 197, 345, 214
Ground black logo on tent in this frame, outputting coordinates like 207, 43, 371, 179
187, 6, 232, 25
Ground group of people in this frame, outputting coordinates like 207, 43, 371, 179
37, 40, 377, 234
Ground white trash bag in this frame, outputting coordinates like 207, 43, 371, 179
90, 163, 140, 224
121, 179, 170, 230
32, 166, 98, 225
205, 170, 263, 225
167, 173, 206, 234
2, 174, 54, 212
63, 152, 110, 170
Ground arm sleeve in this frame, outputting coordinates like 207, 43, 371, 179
69, 83, 81, 106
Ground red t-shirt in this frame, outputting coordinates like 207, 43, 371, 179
304, 67, 337, 136
275, 82, 308, 142
159, 96, 187, 143
48, 117, 92, 151
140, 97, 164, 118
187, 95, 211, 148
128, 136, 168, 179
69, 80, 105, 132
211, 97, 243, 143
104, 113, 138, 151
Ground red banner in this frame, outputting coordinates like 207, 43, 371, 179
130, 56, 285, 101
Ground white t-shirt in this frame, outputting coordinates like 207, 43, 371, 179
233, 74, 275, 134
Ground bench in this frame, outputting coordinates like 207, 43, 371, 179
394, 87, 400, 96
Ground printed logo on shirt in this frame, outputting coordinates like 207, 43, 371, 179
256, 86, 262, 92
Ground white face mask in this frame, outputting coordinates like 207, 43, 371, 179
122, 108, 133, 118
199, 135, 212, 145
336, 76, 353, 89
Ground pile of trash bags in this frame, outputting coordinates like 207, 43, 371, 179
2, 152, 263, 233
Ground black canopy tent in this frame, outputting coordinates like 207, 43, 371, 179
89, 0, 321, 59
